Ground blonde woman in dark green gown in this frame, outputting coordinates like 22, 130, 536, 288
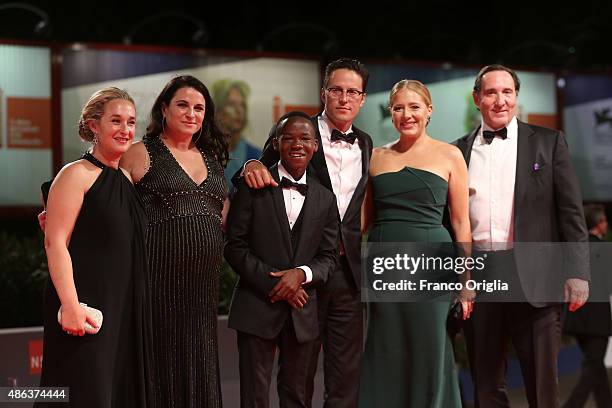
359, 80, 474, 408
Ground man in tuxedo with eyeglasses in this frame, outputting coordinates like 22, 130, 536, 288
237, 58, 373, 408
454, 64, 590, 407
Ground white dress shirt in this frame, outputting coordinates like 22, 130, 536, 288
318, 112, 362, 221
468, 116, 518, 251
278, 163, 313, 283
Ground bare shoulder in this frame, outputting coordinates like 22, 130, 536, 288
54, 159, 92, 182
379, 140, 398, 151
370, 144, 392, 170
121, 141, 148, 164
444, 146, 468, 177
51, 159, 99, 192
120, 141, 150, 183
46, 160, 100, 226
432, 139, 464, 162
372, 142, 397, 159
371, 146, 384, 159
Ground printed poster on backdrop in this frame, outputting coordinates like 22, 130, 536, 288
0, 44, 52, 206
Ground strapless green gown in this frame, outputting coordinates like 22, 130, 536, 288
359, 167, 461, 408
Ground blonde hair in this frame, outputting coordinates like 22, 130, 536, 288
77, 87, 135, 142
388, 79, 432, 108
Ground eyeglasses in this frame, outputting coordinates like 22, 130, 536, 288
326, 87, 365, 100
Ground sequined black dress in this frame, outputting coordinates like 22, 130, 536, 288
136, 137, 226, 408
37, 153, 151, 408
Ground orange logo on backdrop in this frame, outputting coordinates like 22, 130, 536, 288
272, 96, 319, 122
7, 97, 51, 149
527, 114, 557, 129
29, 339, 43, 374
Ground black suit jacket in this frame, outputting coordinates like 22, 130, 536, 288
255, 114, 373, 289
455, 120, 589, 306
563, 234, 612, 336
225, 165, 338, 343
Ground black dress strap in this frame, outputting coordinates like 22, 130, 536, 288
83, 151, 106, 170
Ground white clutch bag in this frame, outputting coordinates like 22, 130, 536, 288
57, 302, 103, 334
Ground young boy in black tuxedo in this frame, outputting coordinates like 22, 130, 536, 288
225, 111, 338, 408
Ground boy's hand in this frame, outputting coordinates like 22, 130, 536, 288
268, 268, 306, 303
287, 288, 309, 309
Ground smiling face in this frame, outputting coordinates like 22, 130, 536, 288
473, 70, 518, 130
273, 117, 318, 180
321, 68, 366, 132
162, 86, 206, 138
89, 98, 136, 156
390, 89, 432, 139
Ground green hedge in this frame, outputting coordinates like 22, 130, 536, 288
0, 229, 238, 327
0, 231, 48, 328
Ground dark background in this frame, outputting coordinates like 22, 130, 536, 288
1, 1, 612, 70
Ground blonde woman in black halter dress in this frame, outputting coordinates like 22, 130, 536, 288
38, 88, 150, 407
121, 76, 229, 408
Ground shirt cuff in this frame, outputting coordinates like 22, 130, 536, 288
240, 159, 261, 176
297, 266, 312, 284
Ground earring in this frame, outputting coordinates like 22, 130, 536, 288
92, 132, 99, 145
426, 116, 431, 126
161, 116, 166, 135
192, 126, 204, 145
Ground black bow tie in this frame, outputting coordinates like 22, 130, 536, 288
482, 128, 508, 144
279, 177, 308, 196
331, 129, 357, 145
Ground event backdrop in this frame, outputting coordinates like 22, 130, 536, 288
563, 74, 612, 201
61, 49, 321, 163
354, 64, 557, 146
0, 44, 52, 206
4, 45, 612, 206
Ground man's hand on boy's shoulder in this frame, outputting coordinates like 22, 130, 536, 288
268, 268, 306, 303
243, 160, 278, 189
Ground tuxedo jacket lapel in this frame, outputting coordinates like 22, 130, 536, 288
310, 115, 333, 190
513, 121, 536, 220
345, 129, 371, 219
292, 189, 317, 264
270, 166, 293, 259
458, 127, 479, 166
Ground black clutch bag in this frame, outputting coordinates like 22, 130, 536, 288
446, 301, 464, 338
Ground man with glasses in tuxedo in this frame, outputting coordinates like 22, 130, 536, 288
238, 58, 372, 408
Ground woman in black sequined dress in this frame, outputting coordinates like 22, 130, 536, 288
121, 76, 229, 408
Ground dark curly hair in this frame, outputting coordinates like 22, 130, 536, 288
144, 75, 229, 167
